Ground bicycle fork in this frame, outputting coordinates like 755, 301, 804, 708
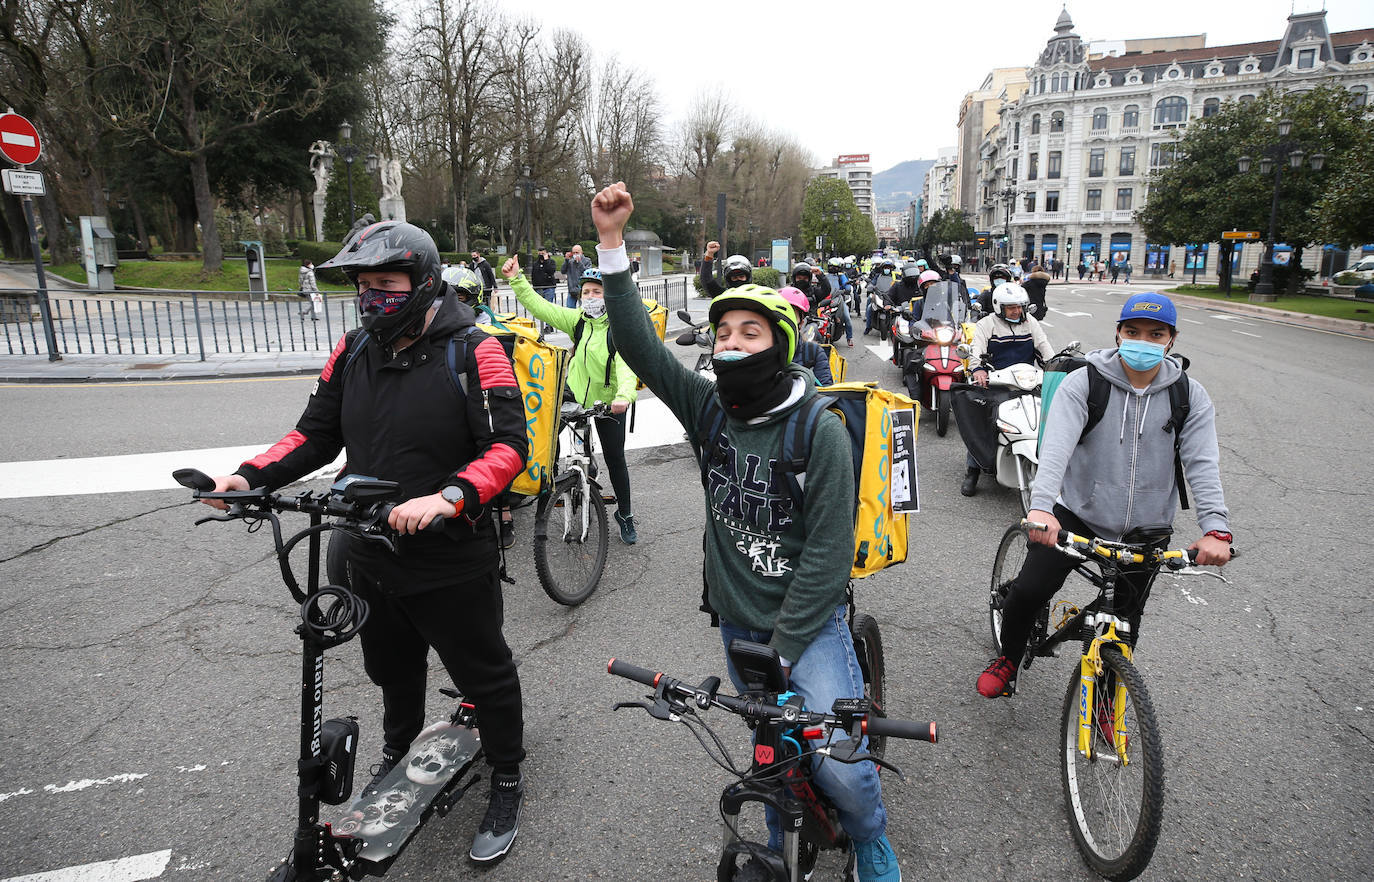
558, 464, 592, 542
1077, 617, 1132, 764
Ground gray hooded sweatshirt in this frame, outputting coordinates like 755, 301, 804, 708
1030, 348, 1229, 540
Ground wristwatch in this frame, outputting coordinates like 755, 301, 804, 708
1204, 530, 1232, 544
440, 485, 464, 514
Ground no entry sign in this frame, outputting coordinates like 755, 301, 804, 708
0, 112, 42, 166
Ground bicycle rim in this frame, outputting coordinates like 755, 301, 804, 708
533, 475, 609, 606
989, 525, 1027, 654
849, 613, 885, 760
1059, 645, 1164, 881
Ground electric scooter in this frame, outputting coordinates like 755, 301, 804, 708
172, 469, 486, 881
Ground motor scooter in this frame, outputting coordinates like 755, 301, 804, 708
950, 343, 1082, 512
867, 274, 897, 341
896, 281, 968, 437
675, 308, 714, 377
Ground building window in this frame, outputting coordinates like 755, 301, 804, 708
1150, 142, 1179, 169
1026, 192, 1037, 213
1153, 96, 1188, 125
1119, 147, 1136, 176
1116, 188, 1133, 210
1297, 48, 1316, 69
1048, 151, 1062, 179
1050, 111, 1065, 133
1013, 121, 1020, 145
1028, 153, 1039, 180
1123, 105, 1139, 128
1011, 157, 1019, 180
1039, 75, 1047, 94
1088, 149, 1105, 177
1238, 94, 1256, 105
1091, 108, 1108, 130
1031, 114, 1041, 135
1202, 97, 1220, 118
1086, 189, 1102, 211
1351, 86, 1368, 109
1045, 191, 1060, 213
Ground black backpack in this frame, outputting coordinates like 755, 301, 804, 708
1078, 362, 1193, 509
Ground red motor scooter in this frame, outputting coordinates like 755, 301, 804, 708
901, 281, 970, 437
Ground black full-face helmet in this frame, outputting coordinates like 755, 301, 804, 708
723, 254, 753, 287
320, 221, 443, 349
790, 262, 813, 287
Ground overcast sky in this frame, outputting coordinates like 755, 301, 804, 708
395, 0, 1370, 175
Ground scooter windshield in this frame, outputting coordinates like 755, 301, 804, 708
920, 282, 969, 327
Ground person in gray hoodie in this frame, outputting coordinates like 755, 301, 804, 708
977, 292, 1233, 698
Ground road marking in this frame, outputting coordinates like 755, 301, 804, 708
1050, 309, 1092, 317
866, 341, 895, 362
1182, 318, 1204, 325
1039, 321, 1054, 328
1211, 314, 1254, 325
1232, 330, 1263, 338
0, 398, 689, 498
0, 375, 317, 390
0, 849, 170, 882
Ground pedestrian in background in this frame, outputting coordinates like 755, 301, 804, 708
1123, 262, 1133, 283
1110, 261, 1121, 284
298, 258, 322, 320
471, 251, 497, 301
563, 245, 593, 308
1168, 260, 1177, 279
530, 248, 559, 302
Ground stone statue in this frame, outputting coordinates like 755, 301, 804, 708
308, 140, 334, 242
381, 158, 403, 201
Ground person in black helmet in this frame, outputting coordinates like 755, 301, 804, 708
700, 240, 754, 297
201, 221, 531, 864
789, 261, 831, 313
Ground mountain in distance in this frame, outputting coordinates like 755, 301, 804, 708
873, 159, 935, 212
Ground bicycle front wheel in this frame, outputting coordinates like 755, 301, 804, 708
849, 612, 885, 760
1059, 645, 1164, 881
533, 473, 609, 606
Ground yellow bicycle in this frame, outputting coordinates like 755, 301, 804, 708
988, 520, 1236, 881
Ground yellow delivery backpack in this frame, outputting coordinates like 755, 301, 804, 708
477, 317, 569, 496
822, 343, 848, 383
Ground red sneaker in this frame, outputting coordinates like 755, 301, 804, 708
977, 657, 1017, 698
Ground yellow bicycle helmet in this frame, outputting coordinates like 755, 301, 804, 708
708, 284, 798, 362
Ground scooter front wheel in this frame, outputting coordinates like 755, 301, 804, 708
936, 389, 951, 437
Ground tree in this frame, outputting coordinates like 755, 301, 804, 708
96, 0, 329, 272
800, 177, 871, 258
1312, 116, 1374, 247
322, 154, 379, 241
1138, 85, 1369, 289
677, 90, 733, 255
917, 207, 975, 257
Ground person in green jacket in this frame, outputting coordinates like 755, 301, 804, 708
591, 182, 901, 882
501, 255, 641, 544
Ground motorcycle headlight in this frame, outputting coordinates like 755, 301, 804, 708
934, 327, 954, 344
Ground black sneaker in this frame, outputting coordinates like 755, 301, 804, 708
363, 748, 404, 796
500, 518, 515, 550
469, 771, 524, 862
614, 511, 638, 545
960, 467, 980, 497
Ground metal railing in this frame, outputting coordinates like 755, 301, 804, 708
0, 275, 698, 359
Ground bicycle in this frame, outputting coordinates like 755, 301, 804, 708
607, 603, 934, 882
172, 468, 485, 882
987, 519, 1237, 881
519, 399, 614, 606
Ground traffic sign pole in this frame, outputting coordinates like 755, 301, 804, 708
0, 110, 60, 360
22, 194, 61, 361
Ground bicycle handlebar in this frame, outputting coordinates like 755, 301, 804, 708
1020, 520, 1236, 568
607, 658, 938, 744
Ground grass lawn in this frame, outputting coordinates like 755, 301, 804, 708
1167, 284, 1374, 322
45, 257, 355, 293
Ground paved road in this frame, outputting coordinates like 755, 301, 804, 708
0, 284, 1370, 880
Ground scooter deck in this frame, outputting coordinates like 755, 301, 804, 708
332, 721, 483, 864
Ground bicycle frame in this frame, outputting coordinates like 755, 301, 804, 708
550, 406, 604, 543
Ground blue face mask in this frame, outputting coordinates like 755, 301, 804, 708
1117, 340, 1168, 371
713, 350, 748, 363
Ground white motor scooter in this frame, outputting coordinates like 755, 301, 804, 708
955, 343, 1080, 513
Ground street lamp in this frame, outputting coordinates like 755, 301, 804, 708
336, 120, 379, 230
998, 186, 1019, 265
1236, 118, 1325, 301
513, 164, 547, 267
823, 200, 843, 259
747, 222, 759, 263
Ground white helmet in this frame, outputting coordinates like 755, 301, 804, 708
948, 254, 962, 267
992, 283, 1030, 323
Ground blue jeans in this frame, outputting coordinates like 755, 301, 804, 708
834, 295, 854, 342
536, 286, 556, 303
718, 604, 887, 847
565, 288, 580, 308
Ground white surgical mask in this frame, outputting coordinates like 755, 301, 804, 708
581, 298, 606, 318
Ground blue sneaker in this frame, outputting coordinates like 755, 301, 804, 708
853, 834, 901, 882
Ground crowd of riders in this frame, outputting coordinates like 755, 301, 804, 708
207, 186, 1230, 880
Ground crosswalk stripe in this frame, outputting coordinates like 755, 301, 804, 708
0, 850, 171, 882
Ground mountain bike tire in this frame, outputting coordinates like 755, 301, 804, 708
1059, 645, 1164, 881
989, 524, 1052, 662
849, 613, 886, 760
533, 473, 608, 606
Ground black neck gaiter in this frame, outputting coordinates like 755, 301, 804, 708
713, 342, 792, 420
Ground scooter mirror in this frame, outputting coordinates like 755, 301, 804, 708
675, 330, 698, 346
957, 343, 973, 359
1065, 340, 1080, 351
677, 309, 694, 323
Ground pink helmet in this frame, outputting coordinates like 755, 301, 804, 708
778, 286, 811, 315
918, 270, 942, 287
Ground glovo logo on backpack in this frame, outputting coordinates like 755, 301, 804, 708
478, 319, 568, 496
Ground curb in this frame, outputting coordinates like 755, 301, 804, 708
1163, 291, 1374, 339
0, 366, 323, 385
